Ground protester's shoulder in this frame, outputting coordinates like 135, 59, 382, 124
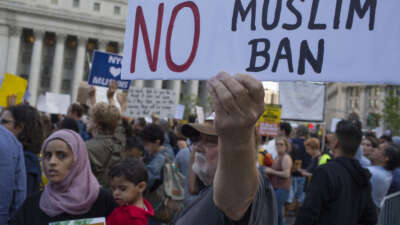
19, 191, 43, 208
0, 125, 22, 149
92, 188, 117, 211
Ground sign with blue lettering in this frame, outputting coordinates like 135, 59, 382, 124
89, 51, 131, 90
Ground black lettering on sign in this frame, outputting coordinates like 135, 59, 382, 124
272, 37, 294, 73
333, 0, 343, 29
282, 0, 302, 30
246, 38, 271, 72
262, 0, 282, 30
346, 0, 377, 30
232, 0, 257, 31
308, 0, 326, 30
298, 39, 324, 75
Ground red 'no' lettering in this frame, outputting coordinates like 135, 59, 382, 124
130, 1, 200, 74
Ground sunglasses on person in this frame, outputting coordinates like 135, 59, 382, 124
0, 119, 14, 125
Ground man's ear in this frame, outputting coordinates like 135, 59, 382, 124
137, 181, 147, 193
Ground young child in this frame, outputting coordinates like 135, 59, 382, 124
107, 158, 154, 225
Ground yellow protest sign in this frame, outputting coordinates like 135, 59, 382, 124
258, 105, 282, 136
0, 73, 28, 107
260, 105, 281, 124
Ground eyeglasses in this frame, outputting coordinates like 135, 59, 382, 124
0, 119, 14, 125
276, 143, 285, 146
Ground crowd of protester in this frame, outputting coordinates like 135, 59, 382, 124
1, 73, 400, 225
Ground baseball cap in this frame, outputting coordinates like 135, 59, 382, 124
181, 121, 217, 138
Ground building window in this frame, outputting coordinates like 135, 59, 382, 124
94, 2, 101, 12
114, 6, 121, 15
73, 0, 79, 8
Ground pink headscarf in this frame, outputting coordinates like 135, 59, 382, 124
39, 129, 100, 217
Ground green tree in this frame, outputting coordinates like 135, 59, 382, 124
383, 89, 400, 136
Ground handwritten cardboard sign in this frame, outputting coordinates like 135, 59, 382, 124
125, 87, 178, 118
122, 0, 400, 84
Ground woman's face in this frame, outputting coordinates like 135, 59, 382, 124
275, 139, 287, 155
43, 139, 74, 183
361, 139, 373, 158
0, 110, 21, 136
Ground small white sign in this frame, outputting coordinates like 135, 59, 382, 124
175, 104, 185, 120
37, 93, 71, 115
196, 106, 204, 123
330, 118, 342, 132
125, 87, 178, 118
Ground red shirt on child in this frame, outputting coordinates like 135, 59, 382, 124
107, 199, 154, 225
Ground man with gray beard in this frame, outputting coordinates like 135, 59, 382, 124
175, 72, 277, 225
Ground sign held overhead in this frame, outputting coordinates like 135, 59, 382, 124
122, 0, 400, 84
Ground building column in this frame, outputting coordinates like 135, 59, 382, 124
118, 42, 124, 56
98, 39, 108, 52
50, 33, 67, 93
167, 80, 181, 103
359, 87, 367, 125
72, 36, 87, 101
6, 26, 22, 75
0, 25, 9, 77
152, 80, 163, 89
187, 80, 199, 98
198, 81, 208, 106
28, 30, 45, 105
133, 80, 144, 88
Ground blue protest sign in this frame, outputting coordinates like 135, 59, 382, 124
88, 51, 131, 90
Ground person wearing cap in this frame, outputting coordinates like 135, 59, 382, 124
174, 72, 277, 225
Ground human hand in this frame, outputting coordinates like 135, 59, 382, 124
207, 72, 265, 139
107, 80, 118, 99
88, 86, 96, 106
264, 167, 273, 174
7, 94, 17, 106
117, 91, 128, 113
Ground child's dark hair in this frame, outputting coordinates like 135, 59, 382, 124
140, 124, 165, 145
125, 136, 145, 154
108, 158, 148, 185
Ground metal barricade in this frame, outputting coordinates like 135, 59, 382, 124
378, 191, 400, 225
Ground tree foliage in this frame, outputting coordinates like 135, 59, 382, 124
383, 89, 400, 136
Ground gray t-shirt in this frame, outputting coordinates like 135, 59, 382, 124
174, 170, 277, 225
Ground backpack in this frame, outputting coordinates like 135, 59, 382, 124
146, 153, 186, 223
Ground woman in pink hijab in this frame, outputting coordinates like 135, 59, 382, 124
10, 129, 117, 225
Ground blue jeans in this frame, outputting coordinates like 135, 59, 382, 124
287, 176, 306, 203
275, 189, 289, 225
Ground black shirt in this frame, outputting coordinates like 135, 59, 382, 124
295, 157, 377, 225
290, 138, 311, 177
10, 188, 117, 225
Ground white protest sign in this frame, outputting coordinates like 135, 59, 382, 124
279, 82, 325, 122
195, 106, 204, 123
36, 94, 47, 113
125, 87, 178, 118
330, 118, 342, 132
46, 92, 71, 114
122, 0, 400, 84
37, 93, 71, 114
49, 217, 105, 225
175, 104, 185, 120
